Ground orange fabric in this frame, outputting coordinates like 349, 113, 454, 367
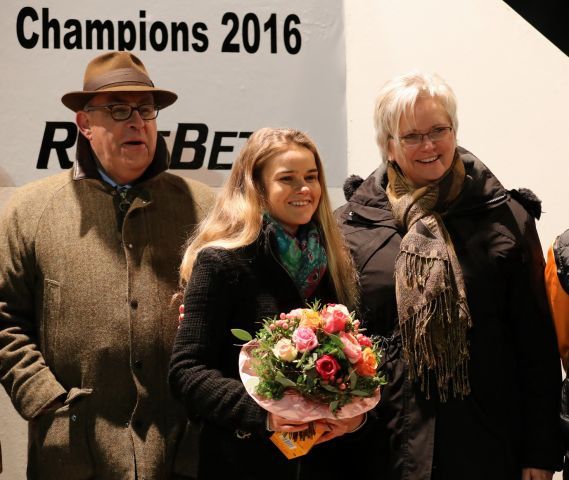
545, 245, 569, 366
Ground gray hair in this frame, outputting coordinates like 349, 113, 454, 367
373, 72, 458, 163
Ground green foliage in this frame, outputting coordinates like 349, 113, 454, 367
275, 371, 297, 388
231, 328, 253, 342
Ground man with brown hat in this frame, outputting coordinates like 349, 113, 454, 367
0, 51, 214, 479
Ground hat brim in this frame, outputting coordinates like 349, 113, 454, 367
62, 85, 178, 112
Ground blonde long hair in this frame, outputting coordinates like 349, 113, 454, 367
179, 127, 359, 308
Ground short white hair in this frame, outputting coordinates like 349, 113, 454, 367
373, 71, 458, 163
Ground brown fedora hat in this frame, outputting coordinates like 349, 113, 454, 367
61, 51, 177, 112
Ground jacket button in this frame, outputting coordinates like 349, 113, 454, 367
71, 414, 77, 422
130, 300, 138, 309
127, 243, 134, 249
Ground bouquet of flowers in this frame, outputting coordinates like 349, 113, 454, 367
234, 302, 386, 422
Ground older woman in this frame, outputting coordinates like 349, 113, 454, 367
336, 72, 562, 480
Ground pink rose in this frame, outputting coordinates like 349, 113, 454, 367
272, 339, 298, 362
315, 354, 341, 381
292, 326, 318, 352
321, 304, 350, 333
284, 308, 305, 320
340, 331, 363, 363
356, 334, 373, 348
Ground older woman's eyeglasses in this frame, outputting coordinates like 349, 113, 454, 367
84, 104, 160, 121
397, 126, 453, 148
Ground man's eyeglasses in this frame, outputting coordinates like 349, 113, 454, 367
84, 104, 160, 121
396, 126, 453, 148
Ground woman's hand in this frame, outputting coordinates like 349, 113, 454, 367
268, 413, 312, 433
314, 413, 365, 444
521, 468, 553, 480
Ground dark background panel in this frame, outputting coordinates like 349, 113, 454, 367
504, 0, 569, 56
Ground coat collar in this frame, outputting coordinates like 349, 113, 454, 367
343, 147, 509, 220
447, 147, 508, 216
72, 133, 170, 185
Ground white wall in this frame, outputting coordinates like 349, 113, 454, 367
344, 0, 569, 250
1, 1, 567, 478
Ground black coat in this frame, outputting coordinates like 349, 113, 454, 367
335, 148, 563, 480
169, 225, 363, 480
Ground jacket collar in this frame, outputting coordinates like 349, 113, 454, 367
72, 133, 170, 185
344, 147, 509, 219
447, 147, 508, 216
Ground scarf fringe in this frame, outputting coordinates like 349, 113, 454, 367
402, 251, 447, 291
397, 252, 472, 401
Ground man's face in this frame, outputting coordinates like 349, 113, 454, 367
77, 92, 158, 185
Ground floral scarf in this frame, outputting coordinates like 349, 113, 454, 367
385, 153, 472, 401
264, 214, 328, 300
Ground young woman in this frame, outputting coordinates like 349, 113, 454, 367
169, 128, 363, 480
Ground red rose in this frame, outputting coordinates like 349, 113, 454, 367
315, 354, 341, 381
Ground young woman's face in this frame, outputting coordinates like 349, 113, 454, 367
261, 144, 321, 235
388, 96, 456, 187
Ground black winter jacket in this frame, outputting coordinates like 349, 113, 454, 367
169, 224, 365, 480
335, 147, 563, 480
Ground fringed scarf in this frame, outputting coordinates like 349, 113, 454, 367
386, 154, 472, 401
264, 214, 328, 300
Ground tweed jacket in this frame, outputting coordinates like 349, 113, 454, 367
0, 135, 215, 479
169, 225, 369, 480
335, 148, 563, 479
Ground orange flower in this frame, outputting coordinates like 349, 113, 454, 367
298, 309, 322, 330
354, 347, 378, 377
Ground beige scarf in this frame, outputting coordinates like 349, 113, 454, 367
386, 154, 472, 401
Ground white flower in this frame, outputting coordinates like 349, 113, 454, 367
272, 338, 298, 362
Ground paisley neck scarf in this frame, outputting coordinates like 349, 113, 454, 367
264, 214, 327, 300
